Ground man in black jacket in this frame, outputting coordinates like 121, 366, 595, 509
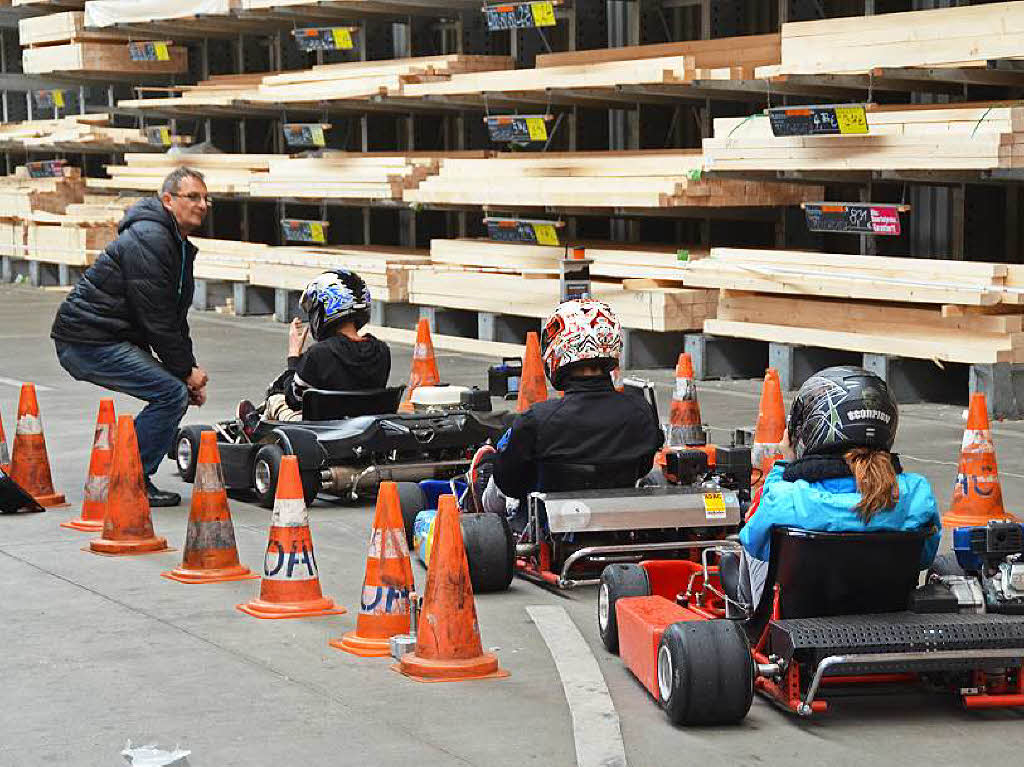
51, 167, 210, 506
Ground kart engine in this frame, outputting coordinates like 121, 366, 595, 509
931, 522, 1024, 614
410, 385, 490, 412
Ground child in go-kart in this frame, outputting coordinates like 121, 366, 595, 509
733, 366, 941, 608
469, 298, 664, 529
236, 269, 390, 438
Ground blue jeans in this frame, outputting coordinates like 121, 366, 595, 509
55, 340, 189, 477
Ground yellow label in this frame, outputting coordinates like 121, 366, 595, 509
526, 117, 548, 142
309, 222, 326, 243
158, 127, 171, 145
310, 125, 326, 146
52, 90, 65, 108
835, 106, 868, 135
154, 42, 170, 61
531, 1, 556, 27
702, 492, 727, 518
331, 28, 354, 50
533, 223, 559, 246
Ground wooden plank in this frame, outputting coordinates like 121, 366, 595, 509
23, 41, 187, 75
535, 34, 780, 68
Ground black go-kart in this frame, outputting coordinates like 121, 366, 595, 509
171, 385, 507, 508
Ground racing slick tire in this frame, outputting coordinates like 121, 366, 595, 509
395, 481, 426, 547
929, 552, 966, 577
657, 619, 753, 726
461, 512, 515, 593
252, 444, 319, 509
598, 564, 651, 654
174, 425, 213, 483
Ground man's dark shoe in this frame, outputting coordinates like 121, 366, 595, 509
146, 479, 181, 507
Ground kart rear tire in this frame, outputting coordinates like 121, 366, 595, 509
657, 619, 753, 726
395, 481, 426, 547
175, 425, 212, 483
461, 512, 514, 593
598, 564, 650, 655
930, 552, 966, 577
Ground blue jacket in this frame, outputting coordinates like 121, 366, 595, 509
740, 463, 941, 570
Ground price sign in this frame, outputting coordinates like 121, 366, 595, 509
768, 104, 869, 137
292, 27, 355, 52
26, 159, 67, 178
283, 123, 327, 148
803, 202, 906, 236
128, 41, 171, 62
281, 219, 328, 244
33, 90, 64, 111
484, 1, 557, 31
485, 217, 561, 245
484, 115, 551, 143
145, 126, 173, 146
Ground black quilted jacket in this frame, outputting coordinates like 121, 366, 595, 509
51, 197, 198, 378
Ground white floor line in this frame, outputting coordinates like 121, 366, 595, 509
526, 605, 628, 767
0, 377, 52, 391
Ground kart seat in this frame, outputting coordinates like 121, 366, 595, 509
301, 386, 405, 421
536, 461, 643, 493
743, 526, 933, 640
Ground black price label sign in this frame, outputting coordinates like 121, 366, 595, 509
281, 219, 328, 244
484, 115, 550, 143
803, 203, 904, 236
768, 104, 868, 137
485, 218, 560, 245
33, 90, 64, 110
26, 159, 67, 178
484, 1, 556, 31
292, 27, 355, 52
128, 41, 171, 61
283, 124, 327, 148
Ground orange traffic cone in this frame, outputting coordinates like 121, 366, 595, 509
399, 318, 441, 412
397, 494, 508, 682
330, 482, 415, 656
62, 399, 116, 532
517, 331, 548, 413
751, 368, 786, 488
945, 392, 1016, 527
89, 415, 170, 556
9, 383, 66, 507
237, 455, 345, 618
163, 432, 257, 584
0, 409, 9, 472
666, 353, 704, 446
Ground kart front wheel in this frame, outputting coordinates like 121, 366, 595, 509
175, 425, 212, 483
395, 481, 426, 547
462, 512, 514, 593
598, 563, 650, 654
252, 444, 321, 509
658, 619, 753, 726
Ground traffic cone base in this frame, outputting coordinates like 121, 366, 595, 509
945, 392, 1016, 527
164, 564, 258, 584
62, 517, 103, 532
236, 595, 344, 619
395, 652, 508, 683
87, 538, 172, 556
331, 631, 391, 658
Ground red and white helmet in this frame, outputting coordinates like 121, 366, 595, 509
540, 299, 623, 387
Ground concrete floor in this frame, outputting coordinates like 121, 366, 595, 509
2, 283, 1023, 767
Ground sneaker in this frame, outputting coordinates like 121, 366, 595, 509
146, 479, 181, 508
236, 399, 260, 442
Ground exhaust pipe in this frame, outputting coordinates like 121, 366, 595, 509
321, 459, 470, 500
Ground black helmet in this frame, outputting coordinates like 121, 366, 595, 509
788, 366, 898, 458
299, 269, 371, 341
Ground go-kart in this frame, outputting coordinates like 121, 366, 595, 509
600, 520, 1024, 726
171, 385, 507, 508
398, 433, 752, 593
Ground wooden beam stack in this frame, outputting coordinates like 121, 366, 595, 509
678, 248, 1024, 364
704, 103, 1024, 172
0, 114, 189, 153
89, 154, 276, 195
405, 152, 821, 209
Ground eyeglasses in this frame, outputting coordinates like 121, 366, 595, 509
170, 193, 214, 205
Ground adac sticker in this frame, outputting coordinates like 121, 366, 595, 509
703, 492, 727, 519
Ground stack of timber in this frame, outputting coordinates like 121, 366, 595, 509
117, 74, 267, 113
704, 103, 1024, 172
24, 210, 115, 267
759, 2, 1024, 76
89, 153, 276, 195
405, 152, 821, 210
680, 249, 1024, 364
21, 11, 187, 77
15, 1, 86, 8
0, 164, 85, 217
0, 114, 188, 153
249, 152, 487, 201
420, 239, 717, 332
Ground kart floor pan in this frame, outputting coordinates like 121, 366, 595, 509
771, 612, 1024, 669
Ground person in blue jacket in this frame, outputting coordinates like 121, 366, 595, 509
737, 366, 941, 609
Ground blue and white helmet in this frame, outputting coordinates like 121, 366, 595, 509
300, 269, 371, 340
